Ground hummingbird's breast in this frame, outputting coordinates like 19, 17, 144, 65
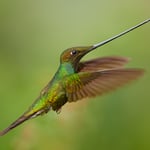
39, 63, 75, 113
46, 81, 68, 112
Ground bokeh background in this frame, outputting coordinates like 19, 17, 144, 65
0, 0, 149, 150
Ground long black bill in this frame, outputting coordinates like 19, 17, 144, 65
90, 19, 149, 50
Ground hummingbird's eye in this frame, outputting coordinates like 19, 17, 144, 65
70, 50, 77, 55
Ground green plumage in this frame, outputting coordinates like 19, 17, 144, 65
0, 19, 149, 136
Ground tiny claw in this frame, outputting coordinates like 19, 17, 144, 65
56, 108, 62, 114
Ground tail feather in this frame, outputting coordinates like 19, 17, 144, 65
0, 113, 33, 136
0, 109, 44, 136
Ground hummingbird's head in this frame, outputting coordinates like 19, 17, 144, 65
60, 46, 93, 66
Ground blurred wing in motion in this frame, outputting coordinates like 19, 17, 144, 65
64, 68, 144, 102
77, 56, 130, 72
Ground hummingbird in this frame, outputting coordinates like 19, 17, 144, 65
0, 19, 149, 136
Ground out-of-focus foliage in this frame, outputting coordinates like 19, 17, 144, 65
0, 0, 149, 150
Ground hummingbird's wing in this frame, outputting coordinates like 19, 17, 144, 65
63, 68, 144, 102
78, 56, 130, 72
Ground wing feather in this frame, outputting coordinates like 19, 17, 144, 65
63, 68, 144, 102
77, 56, 130, 72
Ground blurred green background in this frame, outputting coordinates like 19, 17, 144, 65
0, 0, 149, 150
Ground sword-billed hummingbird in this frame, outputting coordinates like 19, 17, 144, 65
0, 19, 149, 136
